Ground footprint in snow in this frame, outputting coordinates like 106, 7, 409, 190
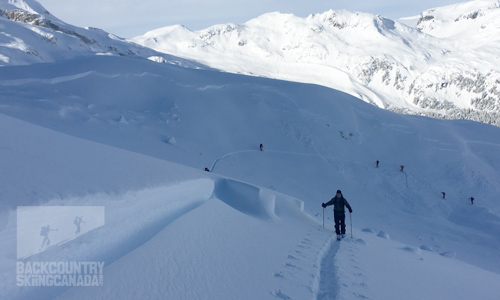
272, 289, 292, 300
440, 251, 456, 258
401, 246, 422, 255
419, 245, 433, 251
354, 292, 371, 299
376, 231, 390, 239
355, 238, 366, 245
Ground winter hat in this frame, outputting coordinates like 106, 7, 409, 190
336, 190, 342, 194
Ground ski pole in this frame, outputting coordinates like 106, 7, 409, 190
350, 212, 353, 238
322, 207, 325, 228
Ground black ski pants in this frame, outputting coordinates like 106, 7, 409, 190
334, 211, 346, 235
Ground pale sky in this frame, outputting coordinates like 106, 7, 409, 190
36, 0, 463, 38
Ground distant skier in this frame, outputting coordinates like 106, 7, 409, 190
469, 196, 474, 205
400, 165, 404, 172
260, 144, 263, 151
322, 190, 353, 240
376, 160, 379, 168
204, 167, 210, 172
442, 192, 446, 199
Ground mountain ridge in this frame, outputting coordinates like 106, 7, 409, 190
0, 0, 205, 68
1, 0, 499, 125
132, 1, 500, 126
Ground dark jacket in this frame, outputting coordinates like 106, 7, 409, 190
324, 196, 352, 214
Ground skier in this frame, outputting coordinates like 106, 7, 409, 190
204, 167, 210, 172
442, 192, 446, 199
469, 196, 474, 205
376, 160, 379, 168
400, 165, 404, 172
260, 144, 263, 151
322, 190, 353, 240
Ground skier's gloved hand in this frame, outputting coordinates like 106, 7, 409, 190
349, 208, 353, 213
322, 203, 326, 208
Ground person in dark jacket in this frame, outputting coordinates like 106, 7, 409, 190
322, 190, 353, 240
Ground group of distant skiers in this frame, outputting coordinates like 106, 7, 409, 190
439, 192, 474, 204
376, 160, 476, 205
376, 160, 404, 172
204, 148, 477, 243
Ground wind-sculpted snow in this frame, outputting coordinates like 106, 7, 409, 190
214, 178, 278, 220
213, 178, 306, 221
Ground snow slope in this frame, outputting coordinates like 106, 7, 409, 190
132, 0, 500, 126
1, 54, 500, 300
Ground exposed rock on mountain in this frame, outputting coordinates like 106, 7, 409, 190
0, 0, 202, 67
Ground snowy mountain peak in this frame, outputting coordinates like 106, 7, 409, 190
310, 9, 392, 31
1, 0, 48, 15
0, 0, 203, 67
0, 0, 59, 27
417, 0, 500, 38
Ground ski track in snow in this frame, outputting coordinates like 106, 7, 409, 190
315, 235, 340, 300
210, 150, 257, 171
211, 149, 353, 172
0, 71, 124, 86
